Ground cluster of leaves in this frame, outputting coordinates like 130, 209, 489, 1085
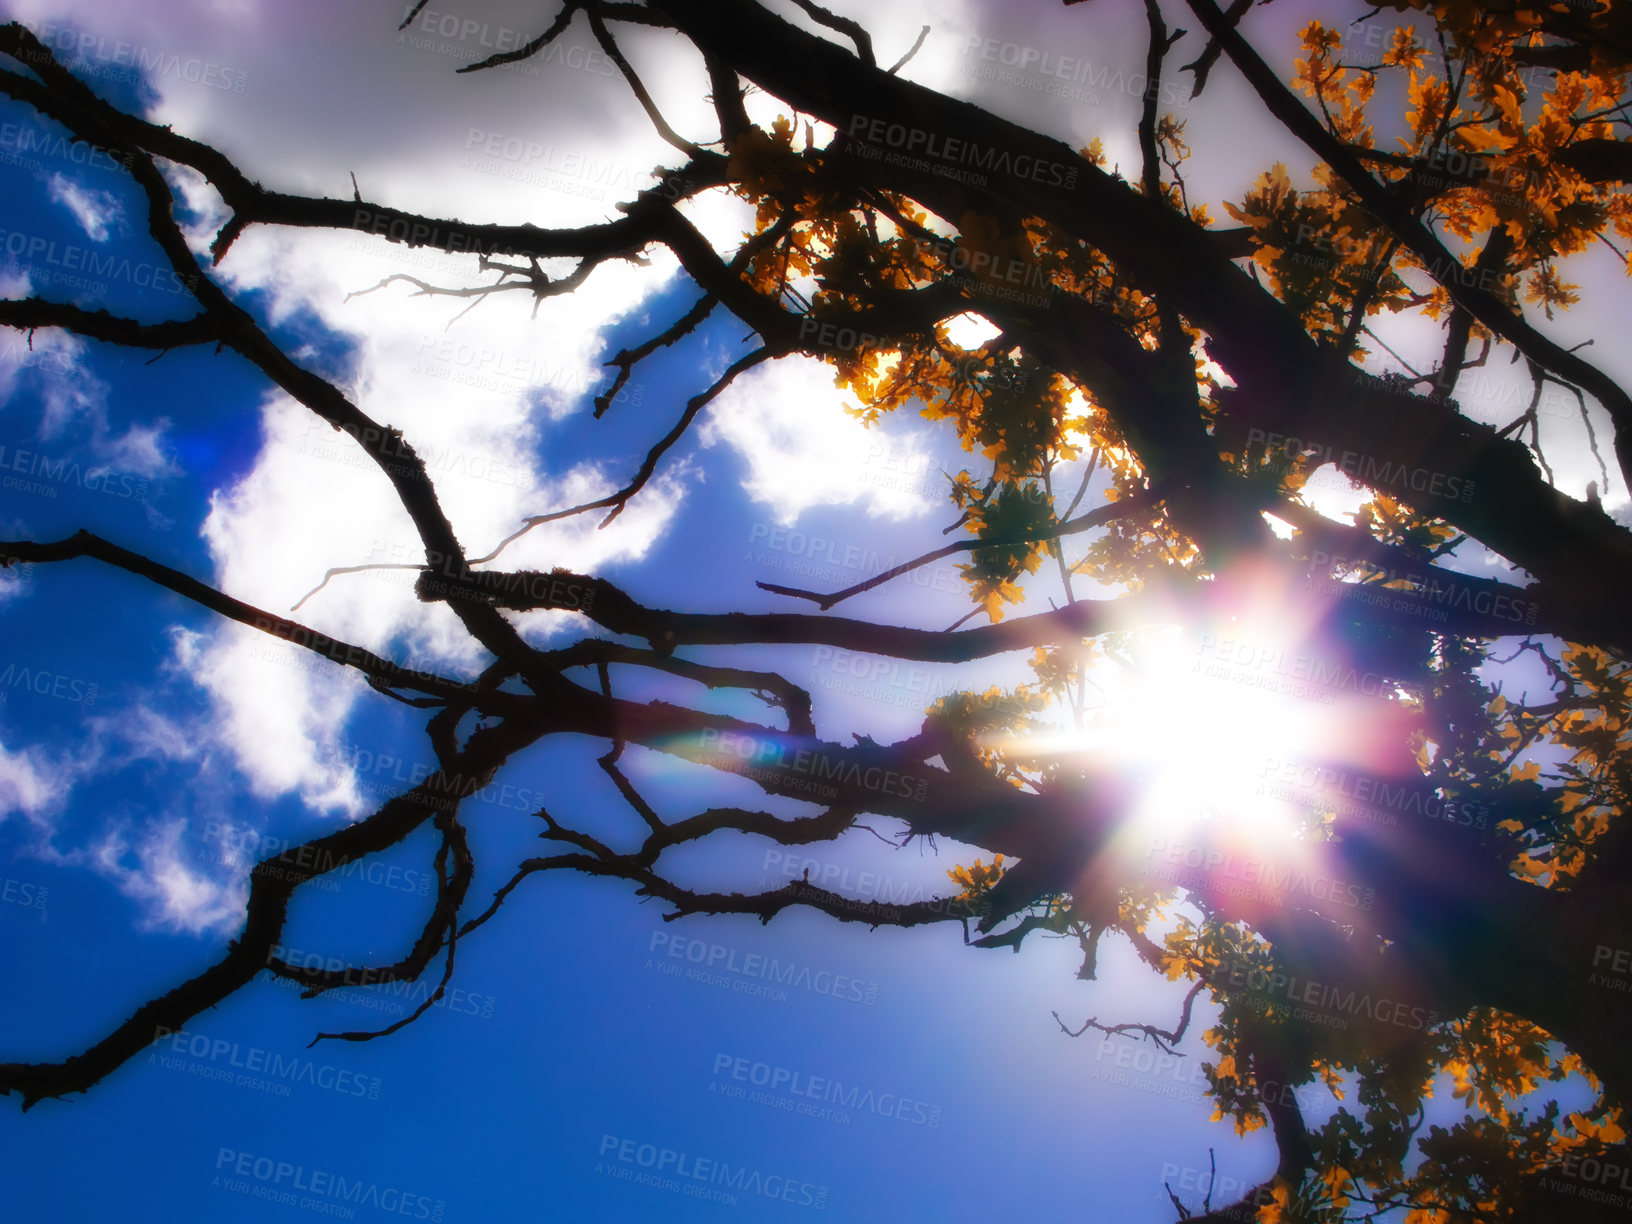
1076, 493, 1204, 592
1488, 642, 1632, 886
1224, 159, 1412, 339
926, 683, 1054, 791
951, 479, 1056, 622
1301, 8, 1632, 321
1301, 1008, 1627, 1222
946, 853, 1006, 903
1150, 902, 1627, 1222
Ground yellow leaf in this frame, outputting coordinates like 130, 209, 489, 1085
1382, 26, 1424, 70
1492, 83, 1523, 127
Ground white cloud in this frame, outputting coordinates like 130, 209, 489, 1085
45, 172, 123, 241
0, 739, 61, 829
0, 323, 178, 480
699, 354, 940, 525
167, 590, 374, 815
30, 333, 108, 437
87, 815, 245, 934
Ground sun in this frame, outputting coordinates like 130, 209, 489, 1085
1073, 622, 1339, 841
1077, 623, 1331, 835
978, 565, 1421, 900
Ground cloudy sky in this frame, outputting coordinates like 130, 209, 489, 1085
0, 0, 1617, 1219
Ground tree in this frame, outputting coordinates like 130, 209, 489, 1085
3, 0, 1632, 1218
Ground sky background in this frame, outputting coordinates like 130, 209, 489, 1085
0, 0, 1622, 1219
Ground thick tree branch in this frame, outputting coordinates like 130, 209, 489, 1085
0, 300, 218, 349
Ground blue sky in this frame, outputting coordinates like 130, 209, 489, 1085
0, 0, 1621, 1219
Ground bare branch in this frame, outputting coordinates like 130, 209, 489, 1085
585, 7, 703, 159
538, 638, 816, 737
459, 2, 583, 75
0, 532, 500, 708
886, 25, 930, 76
307, 812, 474, 1044
595, 292, 717, 417
757, 486, 1165, 609
475, 344, 775, 560
785, 0, 875, 67
1054, 980, 1208, 1054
